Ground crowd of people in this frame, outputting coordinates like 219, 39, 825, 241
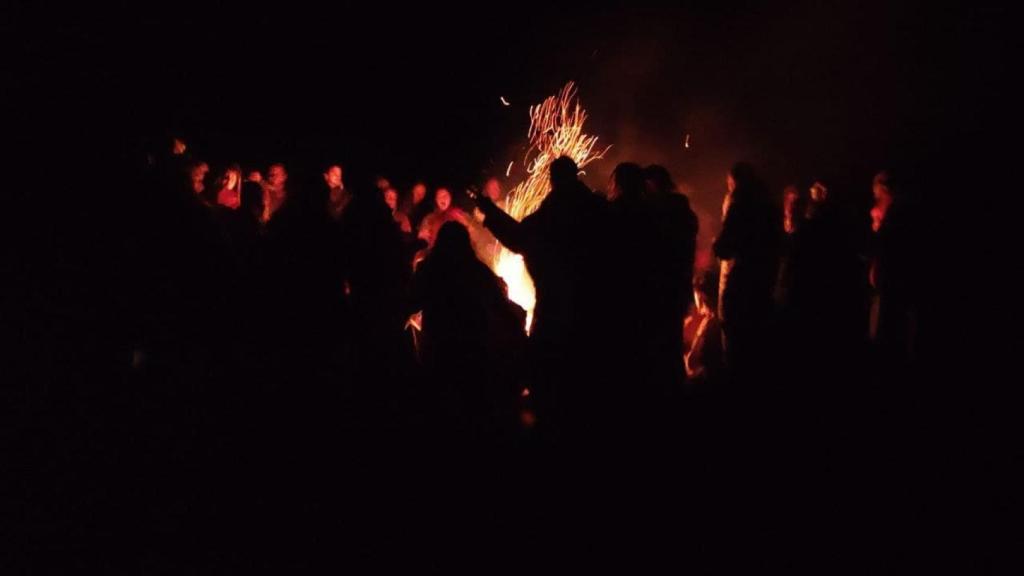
1, 131, 930, 569
127, 137, 919, 446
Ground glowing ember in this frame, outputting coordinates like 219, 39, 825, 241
500, 96, 511, 106
684, 133, 691, 149
490, 81, 610, 332
521, 387, 531, 398
506, 160, 514, 177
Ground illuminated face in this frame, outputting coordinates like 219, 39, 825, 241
412, 183, 427, 204
872, 185, 893, 232
726, 173, 736, 194
376, 177, 391, 191
384, 189, 399, 211
783, 186, 799, 233
325, 165, 343, 188
191, 162, 209, 193
873, 182, 889, 202
484, 178, 501, 201
810, 182, 828, 203
223, 170, 239, 191
268, 165, 287, 187
435, 189, 451, 211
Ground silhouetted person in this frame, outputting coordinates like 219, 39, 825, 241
339, 181, 419, 402
643, 164, 699, 388
869, 170, 918, 372
607, 163, 662, 389
411, 221, 527, 436
712, 162, 781, 385
403, 181, 433, 232
216, 181, 268, 362
784, 179, 871, 392
221, 181, 266, 268
473, 156, 612, 438
782, 184, 802, 236
775, 184, 806, 309
146, 134, 197, 205
260, 171, 348, 400
128, 138, 234, 409
240, 181, 266, 224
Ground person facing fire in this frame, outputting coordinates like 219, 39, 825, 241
471, 177, 506, 264
418, 187, 469, 249
404, 181, 433, 232
472, 156, 614, 436
868, 170, 917, 369
775, 183, 805, 311
324, 164, 350, 220
782, 184, 802, 235
784, 177, 870, 388
712, 162, 781, 383
190, 160, 210, 201
214, 165, 242, 210
263, 163, 289, 223
642, 164, 699, 387
606, 162, 659, 383
411, 221, 527, 434
219, 180, 266, 271
384, 187, 412, 233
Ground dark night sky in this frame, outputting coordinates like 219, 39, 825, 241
6, 1, 1009, 219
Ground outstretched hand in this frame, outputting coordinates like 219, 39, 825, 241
466, 186, 494, 211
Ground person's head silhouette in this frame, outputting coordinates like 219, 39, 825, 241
549, 156, 579, 192
643, 164, 677, 196
240, 181, 265, 221
432, 221, 474, 262
610, 162, 645, 202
